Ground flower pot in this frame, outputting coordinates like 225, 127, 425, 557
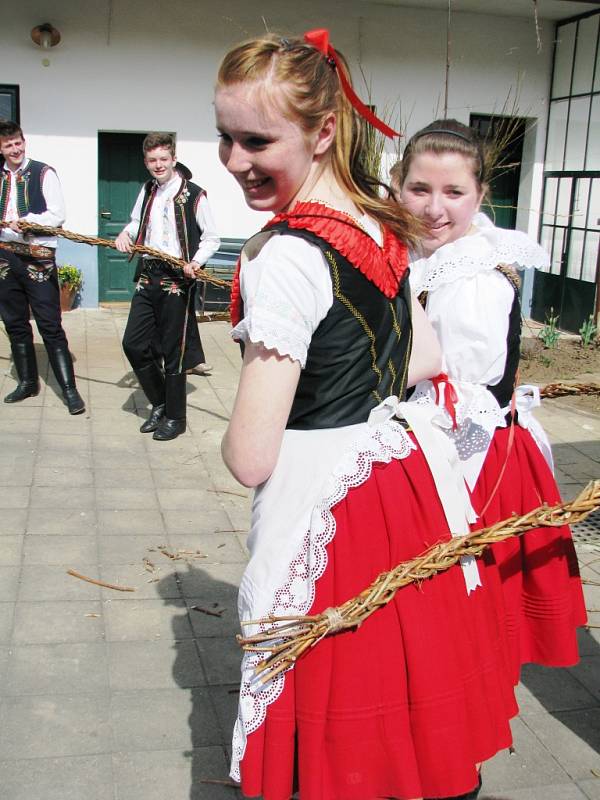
60, 284, 76, 312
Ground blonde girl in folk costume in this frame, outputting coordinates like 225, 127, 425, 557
217, 35, 519, 800
394, 119, 586, 687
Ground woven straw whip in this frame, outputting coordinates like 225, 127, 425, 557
541, 382, 600, 399
239, 480, 600, 683
0, 221, 232, 289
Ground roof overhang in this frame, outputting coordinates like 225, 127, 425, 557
358, 0, 599, 21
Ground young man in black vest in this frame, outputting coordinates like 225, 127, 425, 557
0, 120, 85, 414
115, 132, 220, 441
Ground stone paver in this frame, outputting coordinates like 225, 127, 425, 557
0, 308, 599, 799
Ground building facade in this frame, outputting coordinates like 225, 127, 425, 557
0, 0, 596, 325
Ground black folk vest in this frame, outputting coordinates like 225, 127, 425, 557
135, 177, 205, 263
0, 160, 53, 220
252, 224, 413, 431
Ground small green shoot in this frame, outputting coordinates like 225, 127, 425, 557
579, 314, 598, 349
538, 308, 561, 349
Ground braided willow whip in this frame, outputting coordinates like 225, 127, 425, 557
541, 382, 600, 399
0, 221, 232, 289
239, 480, 600, 684
197, 311, 230, 323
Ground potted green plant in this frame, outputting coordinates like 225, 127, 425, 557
57, 264, 83, 311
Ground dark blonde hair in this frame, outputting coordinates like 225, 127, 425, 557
143, 132, 176, 157
394, 119, 490, 192
217, 33, 421, 245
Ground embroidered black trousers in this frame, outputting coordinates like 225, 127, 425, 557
0, 248, 68, 347
122, 262, 197, 374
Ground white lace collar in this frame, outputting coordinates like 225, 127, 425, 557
409, 213, 550, 294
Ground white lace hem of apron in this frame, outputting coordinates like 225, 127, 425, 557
230, 416, 416, 782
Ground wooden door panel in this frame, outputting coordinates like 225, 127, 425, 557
98, 132, 147, 302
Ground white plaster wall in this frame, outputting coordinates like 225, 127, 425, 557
0, 0, 554, 304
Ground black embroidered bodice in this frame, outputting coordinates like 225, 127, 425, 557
282, 226, 412, 429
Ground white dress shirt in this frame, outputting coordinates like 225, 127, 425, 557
124, 174, 220, 265
0, 158, 65, 249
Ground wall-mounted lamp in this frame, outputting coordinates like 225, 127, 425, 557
31, 23, 61, 50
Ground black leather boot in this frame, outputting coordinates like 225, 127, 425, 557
134, 362, 165, 433
153, 372, 186, 441
45, 343, 85, 415
4, 341, 40, 403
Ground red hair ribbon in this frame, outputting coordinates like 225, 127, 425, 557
431, 372, 458, 431
303, 28, 400, 139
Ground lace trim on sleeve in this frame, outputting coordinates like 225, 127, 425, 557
231, 234, 333, 365
231, 310, 308, 367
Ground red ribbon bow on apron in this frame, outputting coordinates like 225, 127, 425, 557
431, 372, 459, 431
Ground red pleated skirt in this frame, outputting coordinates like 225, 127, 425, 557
470, 425, 586, 685
239, 440, 518, 800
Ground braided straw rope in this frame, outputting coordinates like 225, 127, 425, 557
541, 382, 600, 399
197, 311, 231, 323
239, 480, 600, 683
0, 221, 232, 289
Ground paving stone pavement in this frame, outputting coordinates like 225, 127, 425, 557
0, 308, 598, 800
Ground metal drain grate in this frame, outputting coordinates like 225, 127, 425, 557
572, 509, 600, 552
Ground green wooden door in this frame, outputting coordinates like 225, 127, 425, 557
98, 132, 147, 302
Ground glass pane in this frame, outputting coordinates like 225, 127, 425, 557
564, 95, 590, 170
551, 227, 565, 275
553, 22, 576, 98
543, 178, 559, 225
586, 95, 600, 170
545, 100, 568, 170
596, 24, 600, 91
0, 92, 15, 121
556, 177, 572, 227
587, 179, 600, 232
567, 228, 585, 279
573, 15, 599, 95
582, 231, 599, 282
540, 225, 554, 272
573, 178, 591, 229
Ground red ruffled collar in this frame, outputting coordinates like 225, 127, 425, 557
230, 201, 409, 326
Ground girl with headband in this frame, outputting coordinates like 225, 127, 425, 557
217, 37, 517, 800
394, 119, 585, 688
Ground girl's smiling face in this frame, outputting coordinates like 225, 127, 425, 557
400, 151, 484, 255
215, 81, 328, 214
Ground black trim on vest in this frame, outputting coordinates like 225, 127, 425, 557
20, 161, 51, 214
486, 276, 521, 410
254, 224, 412, 430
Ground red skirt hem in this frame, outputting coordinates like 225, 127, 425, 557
470, 425, 586, 684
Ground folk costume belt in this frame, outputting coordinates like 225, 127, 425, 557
0, 241, 54, 259
142, 258, 170, 274
141, 258, 181, 277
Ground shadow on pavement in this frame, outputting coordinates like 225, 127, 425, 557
519, 438, 600, 766
158, 563, 243, 800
